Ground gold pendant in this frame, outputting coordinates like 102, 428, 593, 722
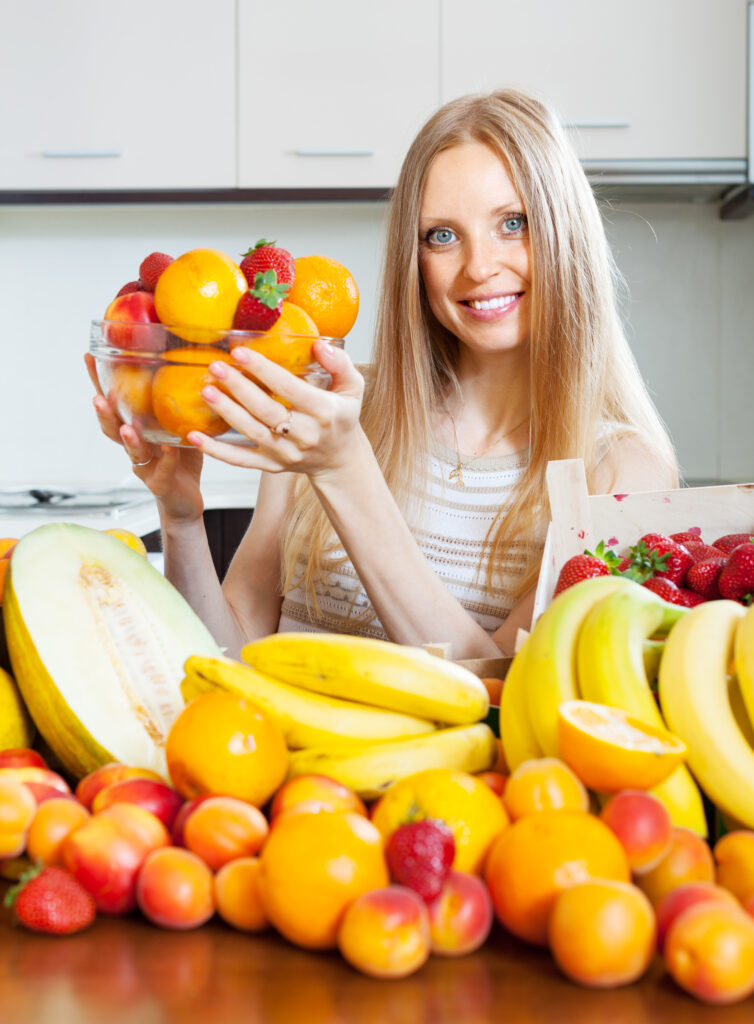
448, 463, 465, 486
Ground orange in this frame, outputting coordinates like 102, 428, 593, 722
151, 346, 233, 439
103, 529, 148, 558
548, 879, 656, 988
233, 301, 320, 374
258, 809, 389, 949
154, 247, 247, 343
370, 768, 509, 874
165, 690, 288, 806
286, 255, 359, 338
502, 757, 589, 820
214, 857, 269, 932
558, 700, 687, 792
484, 809, 631, 946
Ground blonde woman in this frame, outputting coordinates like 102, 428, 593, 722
88, 88, 678, 658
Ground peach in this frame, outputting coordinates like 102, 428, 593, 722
0, 748, 47, 769
425, 870, 493, 956
75, 763, 166, 810
25, 783, 78, 806
182, 795, 269, 871
664, 902, 754, 1004
655, 881, 740, 953
214, 856, 269, 932
0, 766, 70, 797
25, 796, 90, 866
136, 846, 215, 930
103, 291, 161, 351
0, 776, 37, 858
476, 772, 507, 797
337, 885, 431, 979
713, 830, 754, 903
635, 826, 714, 906
91, 777, 184, 830
599, 790, 673, 875
269, 774, 367, 821
61, 802, 170, 914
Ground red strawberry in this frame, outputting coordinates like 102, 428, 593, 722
713, 533, 754, 556
138, 252, 174, 291
385, 819, 455, 902
5, 865, 96, 935
553, 541, 621, 597
621, 534, 693, 586
684, 541, 727, 563
670, 531, 703, 547
686, 556, 727, 599
718, 540, 754, 604
233, 270, 290, 332
116, 280, 141, 297
240, 238, 295, 288
642, 577, 704, 607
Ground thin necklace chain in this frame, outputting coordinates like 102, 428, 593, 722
445, 407, 529, 486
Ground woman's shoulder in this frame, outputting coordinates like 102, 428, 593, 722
590, 425, 678, 494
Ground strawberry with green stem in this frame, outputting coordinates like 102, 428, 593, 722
553, 540, 621, 597
233, 270, 291, 332
5, 864, 96, 935
619, 533, 694, 587
239, 239, 295, 288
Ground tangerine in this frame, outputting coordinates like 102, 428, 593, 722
258, 809, 389, 949
502, 757, 589, 820
151, 346, 232, 439
286, 255, 359, 338
232, 301, 319, 374
153, 248, 247, 343
484, 809, 631, 946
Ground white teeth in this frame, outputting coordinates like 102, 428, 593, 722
468, 295, 518, 311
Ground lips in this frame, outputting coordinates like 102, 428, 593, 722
461, 292, 524, 321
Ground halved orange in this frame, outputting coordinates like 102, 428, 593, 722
557, 700, 687, 793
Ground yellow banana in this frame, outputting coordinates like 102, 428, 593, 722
182, 655, 437, 749
240, 633, 489, 726
576, 582, 707, 836
286, 723, 498, 801
659, 600, 754, 828
499, 635, 544, 771
733, 603, 754, 730
522, 574, 633, 757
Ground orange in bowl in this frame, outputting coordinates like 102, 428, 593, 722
231, 301, 320, 374
153, 248, 247, 344
151, 346, 233, 440
287, 255, 359, 338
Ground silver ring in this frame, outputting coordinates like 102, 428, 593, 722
271, 409, 293, 436
131, 457, 154, 468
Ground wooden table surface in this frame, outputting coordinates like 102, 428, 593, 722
1, 905, 749, 1024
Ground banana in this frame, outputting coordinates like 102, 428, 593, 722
182, 654, 437, 749
285, 723, 498, 801
733, 603, 754, 730
522, 574, 633, 757
499, 635, 544, 771
658, 600, 754, 828
240, 633, 489, 726
576, 582, 707, 836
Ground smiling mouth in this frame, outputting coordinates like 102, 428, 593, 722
463, 293, 523, 311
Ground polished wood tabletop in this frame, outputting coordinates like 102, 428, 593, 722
1, 901, 748, 1024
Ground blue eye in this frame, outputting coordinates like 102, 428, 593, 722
502, 214, 527, 234
425, 227, 456, 245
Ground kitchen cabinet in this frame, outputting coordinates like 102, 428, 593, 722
0, 0, 236, 190
440, 0, 747, 163
237, 0, 440, 189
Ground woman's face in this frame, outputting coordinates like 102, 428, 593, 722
418, 141, 531, 356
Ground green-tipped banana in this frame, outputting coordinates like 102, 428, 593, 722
499, 635, 544, 771
577, 582, 707, 835
182, 655, 437, 749
286, 723, 498, 801
659, 600, 754, 828
240, 633, 489, 726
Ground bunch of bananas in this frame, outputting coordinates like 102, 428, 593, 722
181, 633, 497, 801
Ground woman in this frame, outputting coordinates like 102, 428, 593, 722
87, 88, 678, 659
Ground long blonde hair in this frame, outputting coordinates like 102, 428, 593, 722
282, 88, 677, 604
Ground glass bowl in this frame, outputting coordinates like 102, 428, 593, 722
90, 320, 344, 448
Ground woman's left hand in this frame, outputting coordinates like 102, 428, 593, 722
186, 340, 366, 478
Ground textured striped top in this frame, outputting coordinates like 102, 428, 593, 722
277, 443, 544, 640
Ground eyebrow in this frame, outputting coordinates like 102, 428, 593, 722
418, 201, 526, 225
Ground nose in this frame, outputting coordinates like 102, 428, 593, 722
462, 233, 500, 283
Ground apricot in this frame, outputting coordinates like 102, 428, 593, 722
0, 776, 37, 858
599, 790, 673, 875
502, 757, 589, 820
713, 830, 754, 903
269, 774, 367, 821
476, 772, 507, 797
25, 797, 90, 866
0, 766, 70, 797
75, 763, 165, 810
107, 363, 155, 426
136, 846, 215, 930
426, 870, 493, 957
337, 885, 431, 979
655, 881, 740, 953
664, 902, 754, 1004
214, 856, 269, 932
548, 879, 656, 988
182, 795, 268, 871
91, 777, 184, 831
635, 826, 714, 907
0, 748, 46, 769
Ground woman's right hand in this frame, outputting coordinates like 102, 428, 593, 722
84, 353, 205, 524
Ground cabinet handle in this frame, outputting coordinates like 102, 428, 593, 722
562, 120, 631, 130
41, 150, 123, 159
292, 148, 375, 157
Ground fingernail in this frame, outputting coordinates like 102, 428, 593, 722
202, 385, 220, 403
209, 362, 228, 379
186, 432, 204, 446
231, 346, 251, 364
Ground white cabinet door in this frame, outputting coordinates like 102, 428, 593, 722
440, 0, 747, 161
238, 0, 440, 188
0, 0, 236, 190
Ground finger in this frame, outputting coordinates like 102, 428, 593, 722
119, 424, 158, 470
187, 429, 289, 473
92, 394, 125, 444
312, 340, 364, 398
200, 381, 298, 449
227, 346, 347, 417
84, 353, 104, 396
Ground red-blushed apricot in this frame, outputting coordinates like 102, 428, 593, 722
337, 885, 431, 978
655, 881, 740, 953
599, 789, 673, 875
269, 774, 367, 821
635, 826, 715, 907
91, 777, 184, 831
214, 856, 269, 932
136, 846, 215, 930
171, 794, 218, 846
25, 797, 90, 866
0, 748, 47, 769
475, 772, 507, 797
75, 763, 165, 810
182, 796, 269, 871
425, 870, 493, 956
713, 830, 754, 903
0, 766, 70, 798
0, 777, 37, 858
664, 902, 754, 1005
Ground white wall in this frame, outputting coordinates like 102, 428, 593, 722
1, 198, 752, 487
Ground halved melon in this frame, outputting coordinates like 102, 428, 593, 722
2, 523, 221, 780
